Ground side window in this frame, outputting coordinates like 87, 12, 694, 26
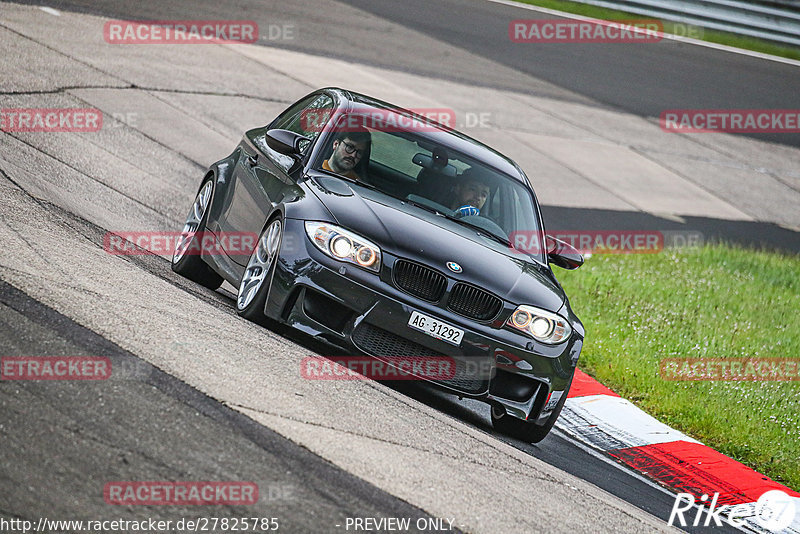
272, 96, 316, 130
275, 94, 334, 154
369, 131, 424, 177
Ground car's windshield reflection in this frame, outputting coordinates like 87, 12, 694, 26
313, 113, 542, 259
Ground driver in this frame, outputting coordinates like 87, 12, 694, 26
323, 128, 371, 181
450, 168, 491, 216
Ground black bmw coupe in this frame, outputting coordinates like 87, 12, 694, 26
172, 88, 585, 443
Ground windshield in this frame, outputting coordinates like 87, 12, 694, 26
313, 111, 544, 262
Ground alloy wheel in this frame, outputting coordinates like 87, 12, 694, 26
173, 181, 213, 264
237, 219, 282, 310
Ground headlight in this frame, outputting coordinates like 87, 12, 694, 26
305, 222, 382, 273
506, 305, 572, 344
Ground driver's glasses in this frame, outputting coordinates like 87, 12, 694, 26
340, 140, 364, 158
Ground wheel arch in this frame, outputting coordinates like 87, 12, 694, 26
203, 149, 241, 232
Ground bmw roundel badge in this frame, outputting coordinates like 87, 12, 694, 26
447, 261, 462, 273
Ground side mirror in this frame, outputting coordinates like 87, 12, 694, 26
546, 235, 583, 270
266, 129, 311, 156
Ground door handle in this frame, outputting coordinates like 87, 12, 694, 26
247, 154, 258, 167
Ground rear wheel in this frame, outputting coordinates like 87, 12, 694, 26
491, 374, 573, 443
236, 217, 283, 325
171, 178, 223, 290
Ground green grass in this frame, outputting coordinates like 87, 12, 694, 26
556, 243, 800, 490
514, 0, 800, 61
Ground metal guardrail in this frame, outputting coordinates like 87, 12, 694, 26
571, 0, 800, 47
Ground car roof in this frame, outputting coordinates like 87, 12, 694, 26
318, 87, 528, 185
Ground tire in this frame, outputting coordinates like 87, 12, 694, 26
171, 178, 224, 290
491, 373, 573, 443
235, 216, 283, 325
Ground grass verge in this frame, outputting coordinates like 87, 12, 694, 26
556, 243, 800, 490
513, 0, 800, 61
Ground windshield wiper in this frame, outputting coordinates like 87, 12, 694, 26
314, 168, 375, 188
404, 198, 446, 216
476, 229, 512, 247
440, 213, 511, 246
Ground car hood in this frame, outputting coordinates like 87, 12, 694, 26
307, 174, 565, 312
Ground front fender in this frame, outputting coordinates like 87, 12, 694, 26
203, 148, 240, 234
281, 175, 337, 223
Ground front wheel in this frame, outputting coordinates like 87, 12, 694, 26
236, 217, 283, 325
491, 374, 573, 443
171, 178, 223, 290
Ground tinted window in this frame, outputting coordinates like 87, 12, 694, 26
273, 94, 334, 154
314, 112, 543, 262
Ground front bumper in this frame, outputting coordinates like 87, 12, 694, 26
266, 218, 582, 424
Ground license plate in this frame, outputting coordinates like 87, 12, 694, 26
407, 311, 464, 346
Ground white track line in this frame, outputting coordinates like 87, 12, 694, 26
38, 6, 61, 16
